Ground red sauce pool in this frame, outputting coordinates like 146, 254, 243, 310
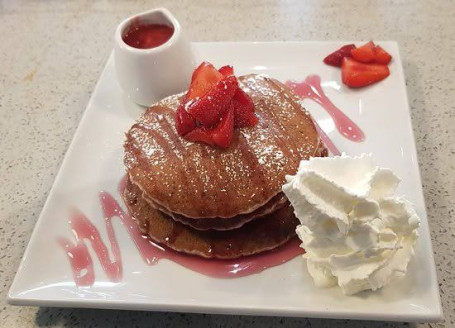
123, 23, 174, 49
58, 176, 304, 286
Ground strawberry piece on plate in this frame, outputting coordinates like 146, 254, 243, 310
341, 57, 390, 88
323, 44, 356, 67
185, 104, 235, 148
219, 65, 234, 76
351, 41, 376, 63
175, 103, 196, 136
186, 62, 224, 101
374, 45, 392, 65
187, 75, 238, 127
232, 88, 258, 127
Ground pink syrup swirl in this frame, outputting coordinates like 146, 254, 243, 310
58, 176, 304, 286
286, 75, 365, 143
313, 121, 341, 156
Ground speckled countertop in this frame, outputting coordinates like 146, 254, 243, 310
1, 0, 454, 327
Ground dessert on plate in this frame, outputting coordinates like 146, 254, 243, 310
123, 62, 328, 259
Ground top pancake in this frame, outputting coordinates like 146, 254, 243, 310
124, 74, 323, 219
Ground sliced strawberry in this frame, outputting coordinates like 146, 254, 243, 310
175, 103, 196, 136
232, 88, 258, 127
185, 105, 235, 148
176, 61, 258, 148
184, 127, 214, 146
374, 45, 392, 65
186, 62, 223, 101
187, 75, 238, 127
341, 57, 390, 88
219, 65, 234, 76
323, 44, 356, 67
351, 41, 376, 63
210, 104, 235, 148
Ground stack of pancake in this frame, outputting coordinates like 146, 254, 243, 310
123, 74, 328, 259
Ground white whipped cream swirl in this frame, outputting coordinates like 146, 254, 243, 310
282, 154, 420, 295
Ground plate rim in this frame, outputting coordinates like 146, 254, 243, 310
8, 41, 443, 322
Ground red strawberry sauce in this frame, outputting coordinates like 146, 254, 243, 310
286, 75, 365, 143
123, 23, 174, 49
58, 176, 304, 287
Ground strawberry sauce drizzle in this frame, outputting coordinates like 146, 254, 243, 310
313, 122, 341, 156
286, 75, 365, 143
58, 176, 304, 286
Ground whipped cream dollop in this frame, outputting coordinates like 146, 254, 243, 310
282, 154, 420, 295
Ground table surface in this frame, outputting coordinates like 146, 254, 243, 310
1, 0, 454, 327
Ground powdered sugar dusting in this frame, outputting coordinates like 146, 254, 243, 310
123, 74, 326, 218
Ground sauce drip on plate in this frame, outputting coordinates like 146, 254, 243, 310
58, 176, 304, 286
286, 75, 365, 143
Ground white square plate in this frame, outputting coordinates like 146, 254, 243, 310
8, 42, 443, 322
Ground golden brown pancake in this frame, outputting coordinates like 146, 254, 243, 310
124, 74, 324, 219
123, 178, 299, 259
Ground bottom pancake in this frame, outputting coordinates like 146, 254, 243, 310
123, 178, 299, 259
